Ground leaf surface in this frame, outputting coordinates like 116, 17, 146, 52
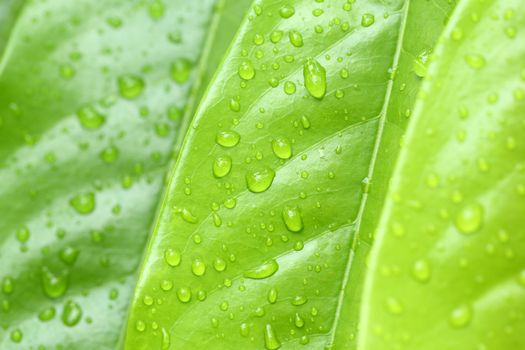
360, 0, 525, 349
0, 0, 245, 348
124, 0, 454, 349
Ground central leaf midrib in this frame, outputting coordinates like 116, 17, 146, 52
327, 0, 412, 346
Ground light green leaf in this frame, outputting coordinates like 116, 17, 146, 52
360, 0, 525, 349
0, 0, 246, 348
124, 0, 454, 348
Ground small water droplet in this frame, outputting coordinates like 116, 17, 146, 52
213, 257, 227, 272
294, 313, 305, 328
177, 287, 192, 303
449, 304, 472, 328
361, 13, 375, 27
289, 30, 303, 47
42, 267, 68, 298
38, 307, 56, 321
59, 246, 80, 265
171, 58, 192, 83
291, 295, 307, 306
161, 327, 171, 349
412, 259, 431, 282
268, 288, 278, 304
464, 54, 485, 69
76, 106, 105, 129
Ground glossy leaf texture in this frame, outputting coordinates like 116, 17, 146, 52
124, 0, 454, 349
360, 0, 525, 349
0, 0, 244, 348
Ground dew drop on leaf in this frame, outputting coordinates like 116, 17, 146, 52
282, 206, 303, 232
448, 304, 473, 328
61, 300, 82, 327
455, 203, 484, 234
264, 323, 281, 350
117, 75, 145, 99
303, 58, 327, 99
76, 106, 105, 129
213, 155, 232, 177
216, 130, 240, 147
42, 267, 68, 299
271, 137, 292, 159
164, 248, 181, 267
244, 259, 279, 279
464, 54, 485, 69
171, 58, 192, 84
289, 30, 303, 47
191, 258, 206, 276
361, 13, 375, 27
69, 192, 95, 214
238, 60, 255, 80
177, 287, 192, 303
246, 167, 276, 193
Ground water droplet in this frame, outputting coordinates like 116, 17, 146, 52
62, 300, 82, 327
289, 30, 303, 47
244, 259, 279, 279
303, 58, 326, 99
38, 307, 56, 321
246, 167, 276, 193
412, 259, 431, 282
161, 327, 170, 349
42, 267, 68, 298
2, 276, 13, 295
213, 155, 232, 178
455, 203, 484, 234
164, 248, 181, 267
264, 323, 281, 350
59, 246, 80, 265
464, 54, 485, 69
284, 81, 296, 95
294, 313, 305, 328
10, 329, 22, 343
239, 60, 255, 80
385, 297, 404, 315
272, 137, 292, 159
191, 258, 206, 276
177, 287, 191, 303
270, 30, 283, 43
268, 288, 278, 304
361, 13, 375, 27
69, 192, 95, 214
449, 304, 472, 328
160, 279, 173, 291
413, 49, 431, 78
16, 226, 30, 243
135, 320, 146, 332
282, 206, 303, 232
100, 145, 119, 163
216, 130, 240, 147
181, 207, 198, 224
76, 106, 105, 129
301, 115, 311, 129
279, 5, 295, 18
171, 58, 192, 83
148, 0, 165, 19
117, 75, 145, 99
213, 257, 227, 272
291, 295, 307, 306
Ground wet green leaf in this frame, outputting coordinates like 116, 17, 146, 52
124, 0, 454, 348
360, 0, 525, 349
0, 0, 247, 348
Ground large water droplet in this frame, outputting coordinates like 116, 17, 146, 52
42, 267, 68, 299
69, 192, 95, 214
303, 58, 326, 99
117, 75, 145, 99
239, 60, 255, 80
177, 287, 192, 303
59, 246, 80, 266
161, 328, 171, 349
449, 304, 472, 328
412, 259, 431, 282
76, 106, 105, 129
213, 155, 232, 178
244, 260, 279, 279
246, 167, 275, 193
289, 30, 303, 47
294, 313, 305, 328
282, 206, 303, 232
264, 323, 281, 350
455, 203, 484, 234
62, 300, 82, 327
171, 58, 192, 83
164, 248, 181, 267
279, 5, 295, 18
216, 131, 240, 148
272, 137, 292, 159
191, 258, 206, 276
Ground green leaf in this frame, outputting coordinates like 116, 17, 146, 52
360, 0, 525, 349
124, 0, 454, 348
0, 0, 246, 348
